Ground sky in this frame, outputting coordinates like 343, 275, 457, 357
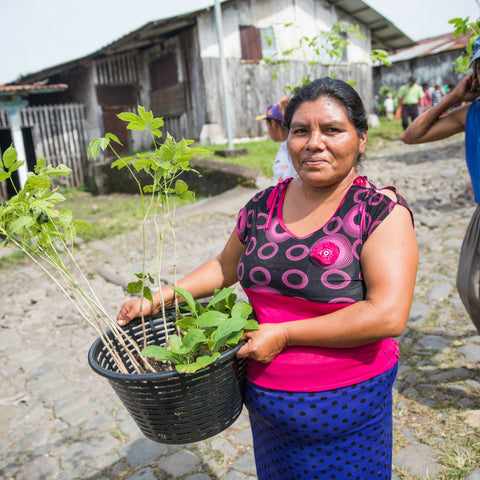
1, 0, 479, 84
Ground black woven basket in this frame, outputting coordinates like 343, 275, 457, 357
88, 307, 247, 444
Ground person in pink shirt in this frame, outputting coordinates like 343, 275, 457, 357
117, 78, 417, 479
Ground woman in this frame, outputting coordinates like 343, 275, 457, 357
118, 78, 418, 479
401, 43, 480, 332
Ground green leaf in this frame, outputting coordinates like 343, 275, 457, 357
176, 353, 221, 373
9, 216, 35, 233
159, 134, 177, 162
231, 301, 253, 320
181, 328, 207, 351
151, 117, 164, 129
174, 179, 188, 195
42, 164, 72, 177
117, 112, 141, 123
180, 190, 194, 200
194, 310, 229, 327
2, 145, 17, 169
126, 121, 148, 132
126, 280, 143, 294
170, 285, 198, 316
47, 192, 66, 204
206, 287, 235, 308
142, 286, 153, 303
169, 334, 182, 352
245, 319, 259, 330
23, 175, 51, 191
106, 132, 122, 145
141, 345, 177, 363
210, 317, 248, 352
138, 106, 154, 125
111, 156, 135, 170
5, 160, 24, 174
87, 138, 101, 159
34, 158, 46, 173
72, 219, 92, 233
174, 315, 196, 330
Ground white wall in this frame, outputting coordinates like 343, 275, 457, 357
196, 0, 371, 65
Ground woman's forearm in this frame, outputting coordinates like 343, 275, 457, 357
401, 93, 467, 144
151, 230, 244, 313
283, 296, 409, 349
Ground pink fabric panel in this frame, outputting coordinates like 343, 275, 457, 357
244, 288, 399, 391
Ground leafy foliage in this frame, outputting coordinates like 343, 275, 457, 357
261, 21, 390, 92
87, 107, 257, 373
0, 106, 254, 375
88, 106, 209, 307
142, 287, 258, 373
450, 16, 480, 73
0, 146, 91, 253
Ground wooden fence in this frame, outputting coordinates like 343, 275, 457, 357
21, 104, 88, 187
0, 103, 88, 198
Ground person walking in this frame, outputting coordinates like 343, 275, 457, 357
401, 37, 480, 332
397, 75, 425, 130
118, 78, 418, 479
256, 99, 298, 183
384, 92, 395, 120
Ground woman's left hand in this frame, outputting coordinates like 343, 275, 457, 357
237, 323, 289, 363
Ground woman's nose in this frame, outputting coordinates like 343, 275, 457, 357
306, 130, 326, 150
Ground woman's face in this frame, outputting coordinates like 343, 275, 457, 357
287, 96, 366, 189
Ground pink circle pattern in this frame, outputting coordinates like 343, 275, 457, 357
236, 180, 410, 303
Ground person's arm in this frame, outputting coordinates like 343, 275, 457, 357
237, 203, 418, 363
396, 86, 405, 107
117, 230, 245, 325
401, 74, 479, 144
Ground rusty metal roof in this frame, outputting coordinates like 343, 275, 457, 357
0, 83, 68, 95
325, 0, 416, 51
387, 32, 470, 63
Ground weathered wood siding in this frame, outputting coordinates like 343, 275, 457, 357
373, 50, 466, 94
20, 104, 87, 186
202, 58, 372, 139
197, 0, 373, 140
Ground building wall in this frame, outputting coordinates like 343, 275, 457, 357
196, 0, 373, 139
373, 50, 466, 94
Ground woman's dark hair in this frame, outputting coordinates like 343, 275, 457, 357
284, 77, 368, 138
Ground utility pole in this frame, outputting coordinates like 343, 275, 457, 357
213, 0, 247, 157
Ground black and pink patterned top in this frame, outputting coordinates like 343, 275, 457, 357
235, 176, 413, 392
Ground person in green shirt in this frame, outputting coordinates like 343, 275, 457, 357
397, 75, 425, 130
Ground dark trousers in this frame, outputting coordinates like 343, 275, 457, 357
401, 103, 420, 130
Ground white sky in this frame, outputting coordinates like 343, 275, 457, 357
1, 0, 479, 83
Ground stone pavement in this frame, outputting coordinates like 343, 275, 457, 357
1, 135, 480, 479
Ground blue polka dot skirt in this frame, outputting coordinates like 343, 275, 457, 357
244, 363, 398, 480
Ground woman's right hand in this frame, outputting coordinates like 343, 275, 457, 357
117, 298, 154, 326
453, 73, 480, 103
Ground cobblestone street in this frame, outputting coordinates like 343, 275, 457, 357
0, 136, 479, 479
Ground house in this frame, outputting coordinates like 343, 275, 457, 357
2, 0, 414, 192
373, 32, 470, 94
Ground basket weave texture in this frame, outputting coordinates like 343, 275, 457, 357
88, 308, 247, 444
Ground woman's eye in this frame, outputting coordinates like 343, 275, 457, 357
292, 128, 307, 135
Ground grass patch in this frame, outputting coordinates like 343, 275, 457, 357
199, 138, 278, 177
61, 189, 198, 243
0, 250, 28, 269
367, 117, 404, 152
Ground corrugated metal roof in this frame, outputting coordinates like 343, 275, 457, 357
325, 0, 416, 51
387, 32, 469, 63
0, 83, 68, 95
